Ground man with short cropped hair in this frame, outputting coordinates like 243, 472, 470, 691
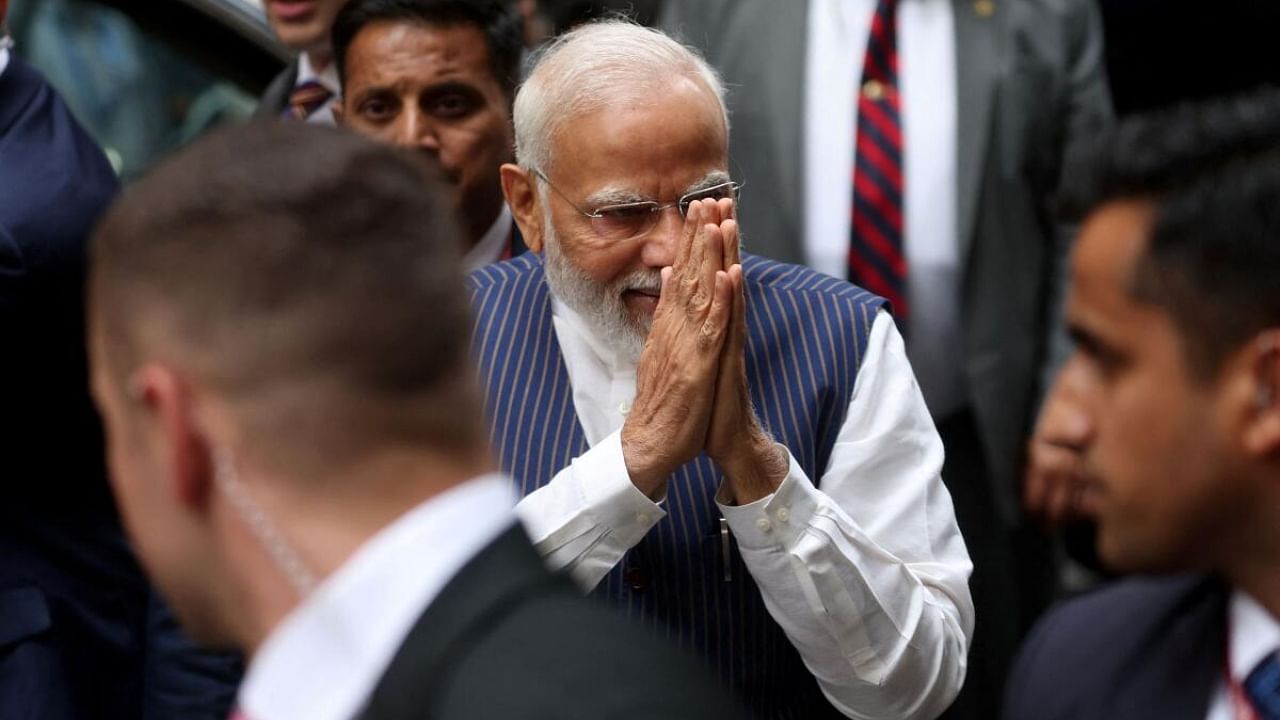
1005, 89, 1280, 719
332, 0, 525, 268
88, 121, 739, 720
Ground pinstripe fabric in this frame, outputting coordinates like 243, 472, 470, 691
468, 252, 885, 719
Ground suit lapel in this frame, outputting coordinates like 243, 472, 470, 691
952, 0, 1002, 265
356, 525, 558, 720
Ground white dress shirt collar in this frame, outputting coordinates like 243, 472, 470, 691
297, 51, 341, 96
1229, 591, 1280, 684
0, 46, 11, 79
462, 204, 513, 273
239, 474, 517, 720
295, 52, 341, 125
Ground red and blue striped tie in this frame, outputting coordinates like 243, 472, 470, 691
848, 0, 908, 329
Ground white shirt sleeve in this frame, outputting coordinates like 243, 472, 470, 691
515, 309, 973, 720
514, 430, 665, 589
716, 310, 974, 720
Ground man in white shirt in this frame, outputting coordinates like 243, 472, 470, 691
1004, 89, 1280, 720
257, 0, 348, 122
474, 20, 973, 719
87, 121, 741, 720
331, 0, 525, 270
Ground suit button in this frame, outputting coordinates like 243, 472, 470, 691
624, 565, 648, 591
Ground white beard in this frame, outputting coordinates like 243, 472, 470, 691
541, 218, 659, 366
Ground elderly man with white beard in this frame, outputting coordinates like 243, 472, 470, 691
467, 20, 974, 720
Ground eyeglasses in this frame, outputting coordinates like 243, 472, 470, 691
532, 169, 741, 242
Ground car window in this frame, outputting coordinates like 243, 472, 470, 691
9, 0, 282, 181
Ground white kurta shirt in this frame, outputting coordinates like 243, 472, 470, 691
805, 0, 966, 418
1206, 591, 1280, 720
515, 300, 975, 719
238, 476, 516, 720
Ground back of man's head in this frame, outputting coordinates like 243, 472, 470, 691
1063, 87, 1280, 378
332, 0, 523, 98
91, 121, 484, 475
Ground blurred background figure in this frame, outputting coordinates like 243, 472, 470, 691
88, 121, 742, 720
7, 0, 277, 180
257, 0, 349, 121
1006, 87, 1280, 720
332, 0, 526, 269
660, 1, 1111, 717
0, 1, 239, 716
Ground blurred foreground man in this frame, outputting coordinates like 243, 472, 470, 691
88, 121, 740, 720
258, 0, 349, 121
475, 21, 972, 719
1004, 90, 1280, 719
332, 0, 525, 269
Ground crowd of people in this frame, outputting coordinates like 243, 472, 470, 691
2, 0, 1279, 719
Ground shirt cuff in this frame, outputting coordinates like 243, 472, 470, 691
716, 450, 819, 551
576, 429, 666, 539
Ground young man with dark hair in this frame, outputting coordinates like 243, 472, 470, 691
332, 0, 525, 269
1004, 88, 1280, 719
88, 120, 739, 720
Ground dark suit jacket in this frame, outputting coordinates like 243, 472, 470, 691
255, 60, 297, 119
661, 0, 1114, 522
358, 526, 743, 720
0, 55, 240, 719
1004, 575, 1227, 720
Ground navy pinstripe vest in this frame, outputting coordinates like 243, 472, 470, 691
468, 252, 885, 719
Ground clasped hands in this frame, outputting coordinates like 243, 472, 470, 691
620, 198, 788, 506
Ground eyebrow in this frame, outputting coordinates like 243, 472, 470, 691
583, 171, 733, 207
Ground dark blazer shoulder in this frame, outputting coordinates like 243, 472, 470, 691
1005, 574, 1227, 720
255, 60, 298, 118
360, 525, 740, 720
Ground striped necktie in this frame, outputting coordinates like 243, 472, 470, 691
848, 0, 908, 329
283, 80, 333, 121
1246, 651, 1280, 720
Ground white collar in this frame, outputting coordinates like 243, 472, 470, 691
0, 46, 11, 79
462, 204, 513, 273
1229, 590, 1280, 683
238, 474, 517, 720
297, 51, 341, 96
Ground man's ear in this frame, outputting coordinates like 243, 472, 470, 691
501, 163, 544, 253
1242, 331, 1280, 458
132, 365, 215, 514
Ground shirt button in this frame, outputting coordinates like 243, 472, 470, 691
619, 400, 632, 415
776, 507, 791, 523
756, 517, 773, 533
635, 512, 651, 524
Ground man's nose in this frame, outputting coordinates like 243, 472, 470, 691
638, 206, 685, 268
393, 108, 440, 153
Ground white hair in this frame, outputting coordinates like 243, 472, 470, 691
513, 19, 730, 173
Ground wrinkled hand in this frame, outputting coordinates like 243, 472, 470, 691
1024, 362, 1094, 529
622, 200, 735, 498
703, 201, 787, 504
